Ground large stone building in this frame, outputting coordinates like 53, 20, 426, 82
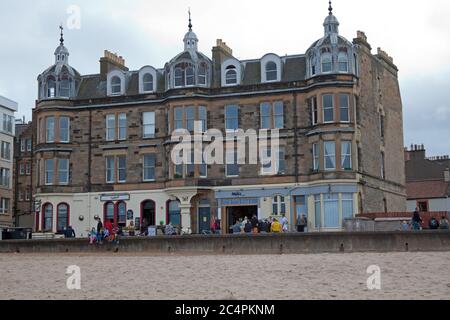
31, 3, 406, 236
0, 95, 17, 228
13, 119, 34, 228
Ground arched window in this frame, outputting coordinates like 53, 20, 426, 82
198, 64, 207, 85
174, 68, 185, 87
104, 202, 114, 223
186, 66, 195, 86
225, 66, 237, 85
57, 203, 69, 232
168, 200, 181, 226
111, 76, 121, 94
117, 201, 127, 226
338, 52, 349, 72
59, 75, 71, 97
266, 62, 278, 81
143, 73, 154, 92
47, 77, 56, 98
42, 203, 53, 232
321, 53, 332, 73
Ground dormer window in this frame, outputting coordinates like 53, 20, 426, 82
309, 55, 316, 76
225, 66, 237, 85
174, 63, 197, 88
186, 66, 195, 86
266, 62, 278, 81
59, 78, 70, 98
338, 51, 349, 73
321, 52, 332, 73
47, 77, 56, 98
174, 68, 184, 87
111, 76, 121, 95
143, 73, 153, 92
198, 63, 207, 85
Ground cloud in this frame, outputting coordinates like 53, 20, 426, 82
0, 0, 449, 155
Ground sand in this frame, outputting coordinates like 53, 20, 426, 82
0, 252, 449, 300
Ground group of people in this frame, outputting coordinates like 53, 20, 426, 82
400, 210, 449, 231
88, 218, 120, 245
230, 214, 290, 234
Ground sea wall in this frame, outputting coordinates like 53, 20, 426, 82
1, 231, 450, 255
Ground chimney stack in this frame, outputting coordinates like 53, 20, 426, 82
100, 50, 129, 80
212, 39, 234, 88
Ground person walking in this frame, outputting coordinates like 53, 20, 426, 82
412, 209, 422, 231
297, 214, 307, 233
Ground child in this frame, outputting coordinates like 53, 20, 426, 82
401, 220, 410, 231
89, 228, 97, 245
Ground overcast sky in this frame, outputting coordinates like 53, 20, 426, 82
0, 0, 449, 156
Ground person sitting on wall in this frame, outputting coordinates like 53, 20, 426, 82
244, 219, 252, 234
165, 223, 177, 236
259, 220, 269, 234
439, 216, 449, 230
64, 226, 76, 238
271, 219, 282, 233
400, 220, 410, 231
429, 217, 440, 230
280, 214, 289, 233
88, 228, 97, 245
232, 221, 241, 234
251, 215, 259, 234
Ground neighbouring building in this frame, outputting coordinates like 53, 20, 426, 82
405, 144, 450, 212
0, 95, 17, 228
13, 118, 34, 228
32, 2, 406, 237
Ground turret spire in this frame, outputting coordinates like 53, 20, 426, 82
328, 1, 333, 15
59, 24, 64, 45
188, 8, 192, 31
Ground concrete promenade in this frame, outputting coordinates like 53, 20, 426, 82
1, 231, 450, 255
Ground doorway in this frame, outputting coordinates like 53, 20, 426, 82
141, 200, 156, 229
226, 206, 258, 233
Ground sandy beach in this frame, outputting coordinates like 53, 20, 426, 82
1, 252, 449, 300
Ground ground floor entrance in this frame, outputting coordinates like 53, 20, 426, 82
226, 206, 258, 233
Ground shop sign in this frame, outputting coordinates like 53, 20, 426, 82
100, 194, 130, 202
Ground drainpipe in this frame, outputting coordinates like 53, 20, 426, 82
293, 92, 299, 183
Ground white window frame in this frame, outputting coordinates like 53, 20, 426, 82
313, 143, 320, 171
339, 94, 350, 123
106, 156, 115, 184
46, 117, 55, 143
45, 159, 54, 185
324, 141, 336, 171
143, 154, 156, 182
323, 94, 334, 123
221, 58, 242, 87
117, 156, 127, 183
143, 112, 156, 138
139, 66, 157, 94
321, 52, 333, 73
118, 113, 127, 141
225, 105, 239, 132
59, 116, 70, 143
225, 149, 239, 178
338, 52, 349, 73
341, 141, 352, 170
106, 114, 116, 141
20, 139, 25, 152
58, 158, 69, 185
25, 163, 31, 176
